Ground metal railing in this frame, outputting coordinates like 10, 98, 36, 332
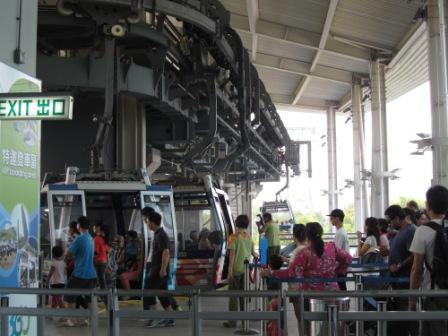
1, 286, 448, 336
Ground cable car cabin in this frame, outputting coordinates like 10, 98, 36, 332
41, 180, 178, 290
174, 185, 235, 288
261, 200, 295, 247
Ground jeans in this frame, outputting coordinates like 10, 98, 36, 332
95, 263, 107, 289
422, 297, 448, 336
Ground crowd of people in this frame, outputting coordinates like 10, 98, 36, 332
43, 185, 448, 334
47, 208, 176, 328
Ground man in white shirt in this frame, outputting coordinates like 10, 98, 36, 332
409, 185, 448, 335
328, 209, 350, 290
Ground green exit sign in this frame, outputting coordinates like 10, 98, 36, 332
0, 93, 73, 120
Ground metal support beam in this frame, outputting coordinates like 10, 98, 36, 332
327, 106, 338, 216
292, 0, 340, 105
428, 0, 448, 186
246, 0, 259, 62
352, 79, 364, 231
370, 60, 389, 217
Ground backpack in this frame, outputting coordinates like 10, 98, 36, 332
423, 221, 448, 289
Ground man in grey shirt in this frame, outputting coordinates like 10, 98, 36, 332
410, 185, 448, 335
328, 209, 350, 290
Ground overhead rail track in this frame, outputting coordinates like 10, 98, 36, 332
37, 0, 292, 183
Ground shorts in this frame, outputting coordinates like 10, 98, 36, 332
144, 273, 170, 308
65, 276, 96, 304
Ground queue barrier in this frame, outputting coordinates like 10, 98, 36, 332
1, 286, 448, 336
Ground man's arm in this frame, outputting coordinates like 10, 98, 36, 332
160, 249, 170, 277
409, 252, 424, 309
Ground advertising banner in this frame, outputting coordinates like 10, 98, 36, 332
0, 62, 41, 336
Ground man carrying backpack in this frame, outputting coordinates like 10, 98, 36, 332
409, 185, 448, 335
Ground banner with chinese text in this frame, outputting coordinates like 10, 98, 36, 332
0, 62, 41, 336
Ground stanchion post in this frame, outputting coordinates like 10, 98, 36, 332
1, 296, 9, 336
235, 259, 258, 335
244, 259, 249, 331
280, 290, 286, 336
192, 291, 201, 336
327, 304, 338, 336
37, 293, 44, 336
299, 293, 305, 336
355, 276, 364, 336
376, 301, 387, 336
417, 288, 423, 336
91, 292, 99, 336
108, 288, 119, 336
261, 277, 267, 336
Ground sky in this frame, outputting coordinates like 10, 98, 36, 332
253, 82, 433, 217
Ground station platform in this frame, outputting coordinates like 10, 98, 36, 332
40, 296, 299, 336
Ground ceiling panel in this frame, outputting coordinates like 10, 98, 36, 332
318, 52, 369, 74
302, 77, 350, 101
331, 0, 420, 48
259, 0, 329, 34
257, 66, 302, 96
257, 35, 316, 63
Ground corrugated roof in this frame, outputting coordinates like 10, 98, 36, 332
259, 0, 328, 34
220, 0, 426, 111
304, 77, 350, 101
332, 0, 421, 48
386, 22, 429, 102
256, 66, 302, 96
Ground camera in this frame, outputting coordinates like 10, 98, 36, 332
255, 214, 264, 227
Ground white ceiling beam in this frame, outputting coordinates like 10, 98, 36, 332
233, 25, 370, 64
292, 0, 340, 105
275, 97, 340, 112
246, 0, 259, 62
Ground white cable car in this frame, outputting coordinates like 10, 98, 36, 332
41, 168, 234, 289
41, 167, 178, 289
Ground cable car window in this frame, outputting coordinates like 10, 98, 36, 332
51, 194, 84, 249
176, 204, 221, 258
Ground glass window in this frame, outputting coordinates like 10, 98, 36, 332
51, 194, 84, 249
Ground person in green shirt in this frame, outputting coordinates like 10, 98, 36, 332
259, 213, 280, 260
223, 214, 258, 328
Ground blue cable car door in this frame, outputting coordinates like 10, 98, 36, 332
47, 188, 86, 251
140, 187, 177, 290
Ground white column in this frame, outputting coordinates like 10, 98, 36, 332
428, 0, 448, 187
327, 106, 338, 213
352, 80, 364, 231
370, 60, 389, 217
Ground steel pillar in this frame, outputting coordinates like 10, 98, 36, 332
352, 80, 364, 231
370, 60, 389, 217
116, 94, 146, 170
326, 106, 338, 215
428, 0, 448, 187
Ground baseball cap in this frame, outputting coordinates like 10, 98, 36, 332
327, 209, 345, 220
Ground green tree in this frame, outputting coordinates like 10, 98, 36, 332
390, 196, 425, 209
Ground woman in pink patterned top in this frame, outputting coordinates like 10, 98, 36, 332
261, 222, 352, 335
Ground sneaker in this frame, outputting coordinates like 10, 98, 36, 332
145, 320, 164, 328
59, 319, 76, 327
162, 319, 175, 327
223, 321, 236, 328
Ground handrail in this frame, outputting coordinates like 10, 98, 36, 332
1, 286, 448, 336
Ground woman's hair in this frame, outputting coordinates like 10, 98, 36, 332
415, 209, 426, 220
377, 218, 388, 234
305, 222, 324, 257
365, 217, 380, 245
293, 224, 306, 242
